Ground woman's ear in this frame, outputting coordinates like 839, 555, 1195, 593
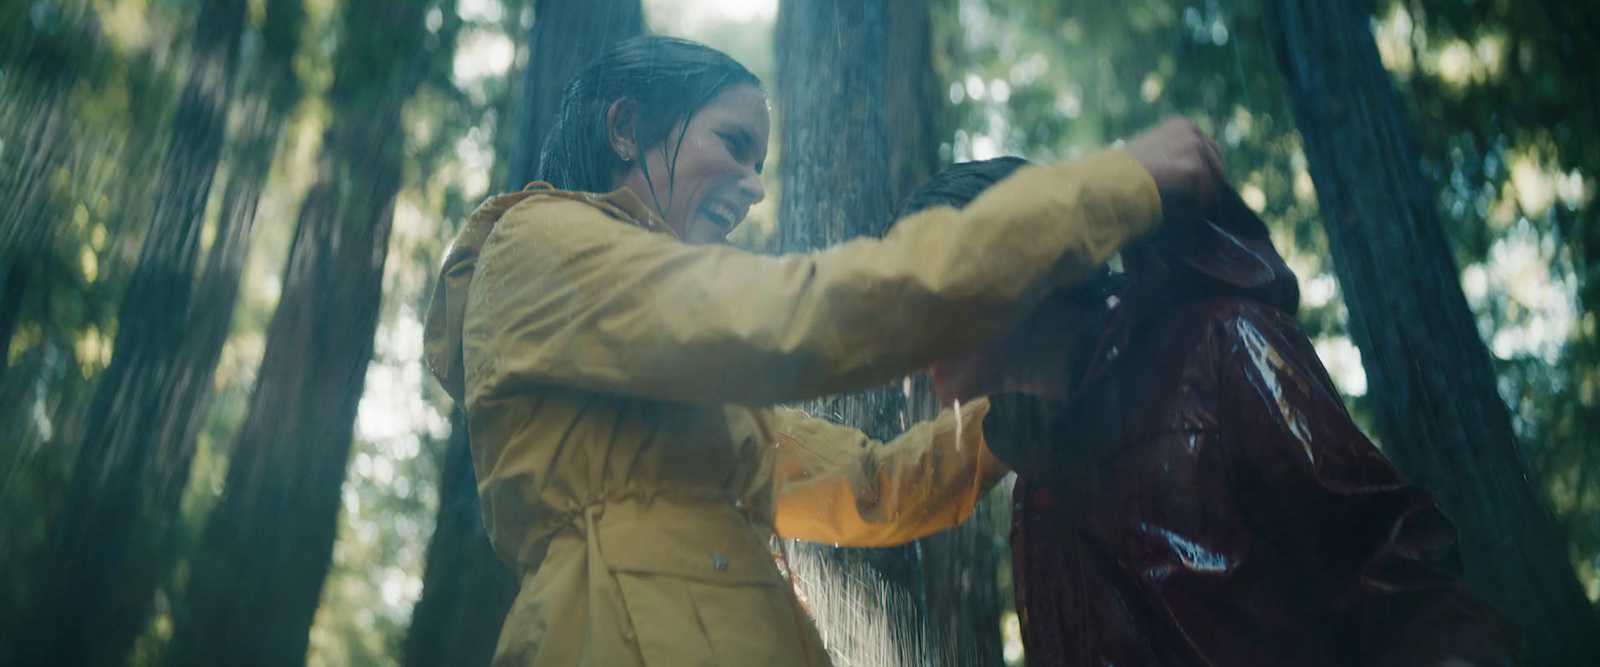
606, 99, 641, 162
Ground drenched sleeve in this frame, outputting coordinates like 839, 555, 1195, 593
766, 399, 1009, 547
462, 149, 1160, 407
1218, 307, 1518, 667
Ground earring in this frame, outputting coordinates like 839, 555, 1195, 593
620, 150, 632, 162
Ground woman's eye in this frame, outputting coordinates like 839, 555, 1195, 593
720, 133, 746, 158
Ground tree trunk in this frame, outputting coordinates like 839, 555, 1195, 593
10, 1, 249, 663
776, 1, 938, 664
401, 410, 518, 667
0, 39, 80, 382
885, 0, 944, 212
886, 0, 1005, 663
504, 0, 644, 189
1259, 1, 1600, 664
165, 1, 433, 664
402, 4, 641, 664
777, 0, 896, 247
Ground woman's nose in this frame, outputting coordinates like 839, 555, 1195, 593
739, 168, 765, 205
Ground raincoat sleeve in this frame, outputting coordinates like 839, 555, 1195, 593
1219, 311, 1517, 667
766, 398, 1010, 547
462, 149, 1160, 407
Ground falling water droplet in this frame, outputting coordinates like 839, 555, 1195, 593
953, 399, 964, 451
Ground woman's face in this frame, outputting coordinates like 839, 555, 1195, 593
617, 84, 770, 244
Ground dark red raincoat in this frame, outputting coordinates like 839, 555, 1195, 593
984, 191, 1518, 667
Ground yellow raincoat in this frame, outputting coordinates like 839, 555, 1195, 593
422, 148, 1161, 666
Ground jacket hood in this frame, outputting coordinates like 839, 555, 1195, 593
423, 185, 665, 405
1067, 185, 1300, 399
1125, 184, 1300, 315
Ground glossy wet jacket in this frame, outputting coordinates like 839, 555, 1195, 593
984, 189, 1518, 667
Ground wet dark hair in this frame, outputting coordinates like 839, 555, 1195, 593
896, 156, 1031, 219
537, 35, 762, 208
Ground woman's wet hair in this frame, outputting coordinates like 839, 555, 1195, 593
537, 35, 762, 204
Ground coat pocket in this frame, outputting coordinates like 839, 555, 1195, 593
596, 499, 820, 666
594, 498, 786, 585
611, 573, 819, 667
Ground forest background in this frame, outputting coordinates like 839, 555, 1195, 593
1, 0, 1595, 665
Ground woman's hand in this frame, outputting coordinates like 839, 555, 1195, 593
1123, 117, 1228, 224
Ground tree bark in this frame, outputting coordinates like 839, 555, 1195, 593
0, 5, 94, 381
777, 0, 896, 247
402, 4, 641, 664
165, 1, 433, 664
401, 410, 518, 667
10, 1, 250, 663
887, 0, 1005, 663
776, 1, 941, 664
504, 0, 644, 189
1259, 1, 1600, 664
885, 0, 945, 212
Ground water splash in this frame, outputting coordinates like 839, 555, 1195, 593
787, 540, 927, 667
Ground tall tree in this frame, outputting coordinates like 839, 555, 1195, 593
9, 0, 251, 663
777, 0, 897, 245
776, 0, 948, 663
885, 0, 945, 211
505, 0, 646, 189
165, 0, 437, 664
887, 0, 1005, 663
0, 77, 68, 385
402, 413, 516, 667
1395, 0, 1600, 580
404, 4, 642, 664
0, 1, 100, 380
1259, 1, 1600, 664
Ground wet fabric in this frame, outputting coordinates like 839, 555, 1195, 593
987, 190, 1518, 667
420, 149, 1161, 666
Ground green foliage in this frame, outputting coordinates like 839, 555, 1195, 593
1, 0, 1594, 664
0, 1, 189, 649
1379, 0, 1600, 595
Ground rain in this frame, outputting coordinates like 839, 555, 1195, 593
1, 0, 1596, 665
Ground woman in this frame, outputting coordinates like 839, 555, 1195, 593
422, 35, 1222, 666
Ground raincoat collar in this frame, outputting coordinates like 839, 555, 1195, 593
423, 184, 677, 405
521, 181, 679, 238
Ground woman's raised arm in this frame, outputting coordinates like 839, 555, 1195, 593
460, 148, 1160, 407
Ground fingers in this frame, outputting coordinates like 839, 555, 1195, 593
1125, 116, 1229, 220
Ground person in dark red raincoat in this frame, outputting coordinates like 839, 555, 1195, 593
904, 157, 1518, 667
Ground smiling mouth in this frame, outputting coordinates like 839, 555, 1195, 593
701, 200, 742, 231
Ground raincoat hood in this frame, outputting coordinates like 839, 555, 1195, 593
423, 185, 669, 405
1062, 185, 1301, 400
1125, 184, 1300, 317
